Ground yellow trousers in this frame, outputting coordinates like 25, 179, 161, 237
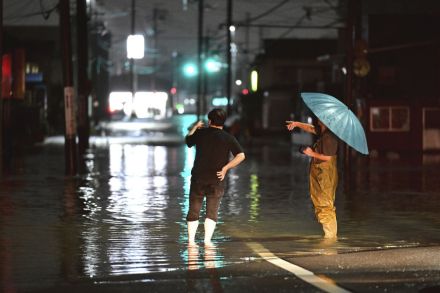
309, 156, 338, 238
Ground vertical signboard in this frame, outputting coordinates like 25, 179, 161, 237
64, 86, 76, 138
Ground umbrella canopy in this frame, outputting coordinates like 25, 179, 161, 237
301, 92, 369, 155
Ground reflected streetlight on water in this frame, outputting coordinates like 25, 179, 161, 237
78, 144, 176, 277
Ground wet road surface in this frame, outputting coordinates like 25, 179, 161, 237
1, 115, 440, 292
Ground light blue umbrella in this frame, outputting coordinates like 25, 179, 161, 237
301, 92, 369, 155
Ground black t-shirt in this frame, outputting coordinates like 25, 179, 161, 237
186, 127, 244, 183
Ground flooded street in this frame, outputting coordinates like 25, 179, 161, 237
1, 115, 440, 292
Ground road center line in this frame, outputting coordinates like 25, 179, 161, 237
246, 242, 351, 293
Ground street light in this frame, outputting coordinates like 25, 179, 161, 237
126, 35, 145, 59
126, 34, 144, 118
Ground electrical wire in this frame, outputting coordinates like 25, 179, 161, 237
39, 0, 52, 20
245, 0, 291, 23
4, 0, 34, 20
277, 5, 339, 38
5, 2, 58, 22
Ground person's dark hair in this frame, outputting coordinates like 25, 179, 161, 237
311, 114, 322, 135
208, 108, 227, 126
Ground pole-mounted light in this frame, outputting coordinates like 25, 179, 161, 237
127, 35, 145, 59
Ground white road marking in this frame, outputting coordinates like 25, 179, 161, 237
247, 242, 351, 293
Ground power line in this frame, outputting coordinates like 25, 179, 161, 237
39, 0, 53, 20
4, 3, 58, 21
277, 6, 340, 38
246, 0, 290, 23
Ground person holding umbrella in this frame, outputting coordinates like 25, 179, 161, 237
286, 92, 369, 239
286, 118, 339, 239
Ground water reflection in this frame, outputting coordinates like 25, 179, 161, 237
186, 246, 200, 271
183, 245, 224, 271
248, 174, 261, 222
78, 144, 176, 277
184, 246, 224, 292
0, 134, 439, 290
177, 145, 194, 245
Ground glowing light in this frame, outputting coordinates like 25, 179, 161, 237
205, 58, 222, 73
241, 88, 249, 95
176, 105, 184, 114
108, 91, 132, 113
251, 70, 258, 92
183, 63, 198, 77
127, 35, 145, 59
235, 79, 242, 86
212, 97, 228, 107
133, 91, 168, 119
229, 25, 236, 32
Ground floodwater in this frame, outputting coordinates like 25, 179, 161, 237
1, 115, 440, 291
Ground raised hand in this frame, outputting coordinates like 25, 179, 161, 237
285, 121, 297, 131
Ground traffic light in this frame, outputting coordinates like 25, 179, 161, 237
183, 62, 198, 77
204, 58, 222, 73
182, 57, 224, 77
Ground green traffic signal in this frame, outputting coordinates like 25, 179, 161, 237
183, 63, 198, 77
204, 58, 222, 73
182, 58, 223, 77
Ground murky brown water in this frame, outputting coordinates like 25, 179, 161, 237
1, 116, 439, 291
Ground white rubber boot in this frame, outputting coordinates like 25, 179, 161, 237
187, 220, 199, 246
204, 218, 217, 247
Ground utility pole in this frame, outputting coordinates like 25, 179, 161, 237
344, 0, 356, 192
77, 0, 90, 156
60, 0, 78, 175
226, 0, 232, 115
0, 0, 3, 176
202, 35, 210, 114
130, 0, 136, 115
152, 8, 158, 91
196, 0, 204, 120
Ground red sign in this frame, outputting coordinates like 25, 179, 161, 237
2, 54, 12, 98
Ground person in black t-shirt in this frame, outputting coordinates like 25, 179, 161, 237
286, 119, 339, 239
186, 108, 245, 247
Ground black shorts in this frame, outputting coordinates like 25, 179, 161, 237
186, 179, 225, 222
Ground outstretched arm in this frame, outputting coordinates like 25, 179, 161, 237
285, 121, 317, 134
217, 152, 245, 181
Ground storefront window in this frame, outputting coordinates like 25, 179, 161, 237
424, 108, 440, 129
370, 106, 410, 132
